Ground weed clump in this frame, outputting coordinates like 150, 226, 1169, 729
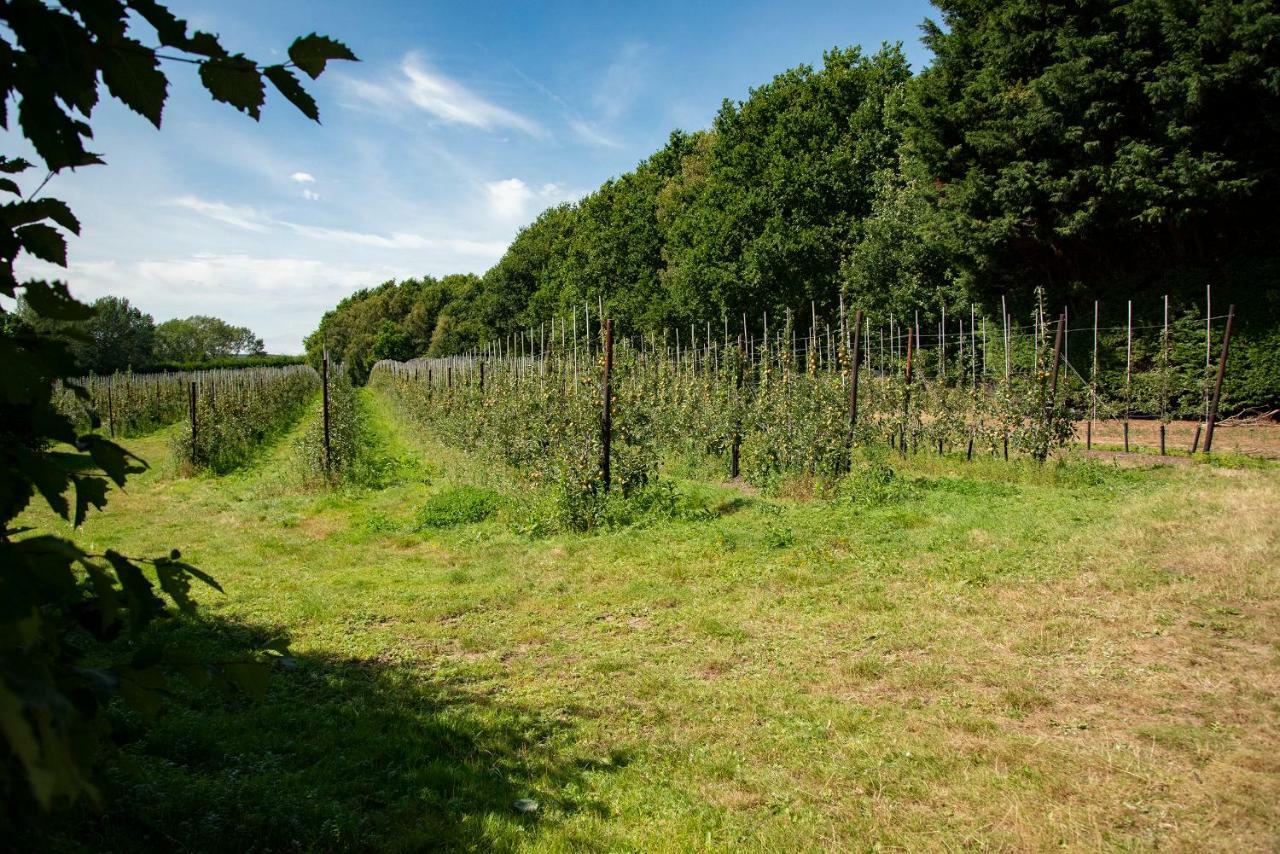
415, 485, 500, 530
839, 455, 915, 507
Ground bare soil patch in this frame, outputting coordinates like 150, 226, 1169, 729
1079, 417, 1280, 459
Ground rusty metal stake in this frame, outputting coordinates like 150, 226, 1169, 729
1203, 305, 1236, 454
848, 308, 862, 458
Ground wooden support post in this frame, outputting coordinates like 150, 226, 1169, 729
905, 324, 914, 384
1063, 304, 1069, 372
731, 335, 743, 479
902, 325, 914, 458
810, 300, 817, 371
1088, 301, 1098, 451
1124, 300, 1132, 453
1001, 295, 1010, 382
600, 317, 614, 492
107, 377, 115, 438
970, 304, 977, 389
1160, 294, 1169, 455
188, 380, 197, 467
479, 360, 485, 392
1195, 283, 1212, 452
1049, 311, 1065, 397
848, 308, 862, 443
981, 315, 987, 380
839, 295, 847, 366
1203, 305, 1236, 455
940, 304, 946, 384
322, 354, 332, 478
1034, 303, 1040, 369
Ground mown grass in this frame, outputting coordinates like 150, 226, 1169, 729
19, 388, 1280, 852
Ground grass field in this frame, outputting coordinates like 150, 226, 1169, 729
22, 388, 1280, 852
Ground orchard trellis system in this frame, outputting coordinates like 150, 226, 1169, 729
372, 288, 1241, 504
52, 290, 1242, 496
57, 364, 320, 472
56, 359, 362, 481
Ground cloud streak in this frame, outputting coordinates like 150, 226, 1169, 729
171, 195, 506, 256
170, 196, 271, 233
567, 118, 622, 149
593, 42, 651, 122
342, 53, 544, 137
507, 45, 647, 149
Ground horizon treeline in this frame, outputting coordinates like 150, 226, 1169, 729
307, 0, 1280, 400
8, 294, 279, 374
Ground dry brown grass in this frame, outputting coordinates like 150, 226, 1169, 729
821, 466, 1280, 850
1083, 417, 1280, 459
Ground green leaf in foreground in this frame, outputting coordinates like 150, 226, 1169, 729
287, 33, 358, 80
264, 65, 319, 122
198, 55, 266, 120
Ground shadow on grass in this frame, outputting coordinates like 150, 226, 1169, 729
39, 615, 616, 853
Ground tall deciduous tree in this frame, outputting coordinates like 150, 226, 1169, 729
79, 296, 157, 372
912, 0, 1280, 305
16, 294, 157, 372
155, 315, 266, 362
662, 45, 911, 325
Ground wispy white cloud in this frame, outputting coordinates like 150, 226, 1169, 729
567, 118, 622, 149
509, 45, 648, 148
593, 42, 651, 122
172, 194, 507, 257
291, 171, 316, 183
483, 178, 581, 219
301, 188, 321, 201
170, 196, 271, 233
341, 53, 544, 137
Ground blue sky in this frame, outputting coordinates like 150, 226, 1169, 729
16, 0, 938, 353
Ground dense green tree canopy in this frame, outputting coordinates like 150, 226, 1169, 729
310, 44, 919, 360
15, 298, 270, 371
478, 203, 576, 330
305, 274, 483, 380
311, 0, 1277, 407
912, 0, 1280, 305
18, 294, 157, 373
80, 296, 156, 372
154, 315, 265, 362
662, 46, 911, 325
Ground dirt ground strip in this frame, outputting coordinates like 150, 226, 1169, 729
1080, 417, 1280, 460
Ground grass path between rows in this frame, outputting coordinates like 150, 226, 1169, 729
23, 388, 1280, 852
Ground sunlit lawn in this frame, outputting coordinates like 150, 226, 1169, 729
26, 390, 1280, 852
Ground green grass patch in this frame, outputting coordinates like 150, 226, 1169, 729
12, 387, 1280, 852
415, 485, 501, 530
